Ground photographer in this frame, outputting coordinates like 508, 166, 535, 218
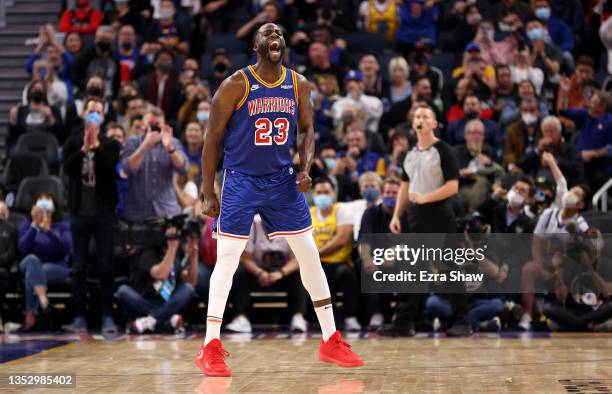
519, 184, 590, 331
116, 226, 198, 334
122, 106, 188, 222
64, 96, 120, 334
227, 215, 308, 333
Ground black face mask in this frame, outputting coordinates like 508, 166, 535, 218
214, 62, 228, 73
156, 62, 172, 74
465, 111, 479, 120
30, 90, 43, 103
96, 41, 111, 53
121, 42, 133, 51
87, 85, 104, 97
294, 39, 310, 54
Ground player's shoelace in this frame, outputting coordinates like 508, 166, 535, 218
210, 346, 231, 365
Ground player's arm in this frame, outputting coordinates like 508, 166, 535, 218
295, 73, 315, 192
200, 72, 246, 216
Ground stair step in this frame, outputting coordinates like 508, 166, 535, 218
0, 80, 30, 90
0, 71, 28, 80
8, 3, 61, 13
7, 14, 60, 25
0, 94, 22, 103
0, 102, 18, 114
0, 57, 30, 67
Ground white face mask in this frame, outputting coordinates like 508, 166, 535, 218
522, 113, 537, 125
562, 191, 580, 209
506, 189, 524, 208
35, 198, 55, 213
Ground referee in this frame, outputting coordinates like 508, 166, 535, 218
380, 105, 471, 337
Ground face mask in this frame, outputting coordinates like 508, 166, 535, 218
499, 22, 514, 32
382, 196, 396, 209
160, 10, 174, 20
535, 8, 551, 21
362, 187, 380, 203
121, 42, 133, 51
30, 90, 44, 103
465, 111, 479, 120
157, 62, 172, 74
506, 189, 524, 208
467, 13, 482, 25
323, 157, 336, 171
562, 191, 580, 209
87, 85, 104, 97
184, 69, 196, 78
35, 199, 55, 212
96, 41, 111, 53
196, 110, 210, 123
85, 111, 102, 126
527, 27, 544, 41
313, 194, 332, 209
214, 62, 228, 73
146, 54, 155, 63
521, 113, 537, 125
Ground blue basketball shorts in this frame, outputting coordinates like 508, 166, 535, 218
214, 166, 313, 240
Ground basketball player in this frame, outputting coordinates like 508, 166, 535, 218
194, 23, 363, 377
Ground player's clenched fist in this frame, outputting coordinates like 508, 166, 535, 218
201, 194, 220, 217
295, 171, 312, 192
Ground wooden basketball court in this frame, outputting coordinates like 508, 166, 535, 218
1, 332, 612, 393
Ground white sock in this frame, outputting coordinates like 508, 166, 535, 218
204, 236, 248, 345
286, 232, 336, 341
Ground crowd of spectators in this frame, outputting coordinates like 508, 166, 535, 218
0, 0, 612, 335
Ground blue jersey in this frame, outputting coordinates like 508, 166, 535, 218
223, 65, 300, 176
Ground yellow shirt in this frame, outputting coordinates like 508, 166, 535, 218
311, 204, 353, 264
366, 0, 398, 42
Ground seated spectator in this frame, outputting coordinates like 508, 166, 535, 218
492, 64, 516, 114
19, 193, 71, 330
387, 56, 412, 105
8, 80, 63, 147
137, 49, 182, 123
358, 176, 401, 330
65, 75, 117, 135
560, 90, 612, 192
499, 79, 549, 126
359, 53, 390, 101
148, 0, 190, 55
444, 77, 479, 124
409, 51, 443, 94
229, 215, 309, 333
116, 226, 198, 333
310, 146, 360, 202
204, 49, 233, 95
120, 95, 147, 131
181, 122, 204, 183
304, 42, 343, 97
178, 84, 210, 128
105, 122, 126, 145
525, 17, 562, 85
311, 24, 353, 71
533, 0, 575, 68
451, 50, 496, 95
27, 24, 74, 102
64, 31, 84, 58
509, 42, 545, 95
332, 70, 383, 135
103, 0, 143, 34
383, 76, 437, 137
344, 172, 383, 241
394, 0, 440, 57
63, 96, 121, 333
311, 177, 361, 331
503, 96, 543, 170
0, 200, 18, 328
518, 116, 583, 185
27, 59, 69, 115
309, 81, 334, 146
58, 0, 104, 36
518, 184, 590, 331
477, 175, 536, 234
72, 25, 121, 97
122, 106, 189, 222
425, 294, 504, 332
556, 55, 595, 112
493, 0, 531, 25
446, 94, 502, 158
386, 129, 411, 178
359, 0, 399, 43
178, 58, 203, 91
340, 128, 386, 182
115, 24, 140, 83
473, 20, 516, 66
455, 119, 503, 211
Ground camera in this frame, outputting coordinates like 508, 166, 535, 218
124, 214, 202, 248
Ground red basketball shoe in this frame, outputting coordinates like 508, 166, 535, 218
318, 331, 364, 368
194, 339, 232, 377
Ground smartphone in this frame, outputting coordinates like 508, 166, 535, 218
150, 124, 161, 133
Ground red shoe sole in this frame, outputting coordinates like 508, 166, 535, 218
318, 352, 364, 368
194, 358, 232, 377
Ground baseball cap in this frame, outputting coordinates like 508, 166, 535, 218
465, 42, 481, 53
344, 70, 363, 82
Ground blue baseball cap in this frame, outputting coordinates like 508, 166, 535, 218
464, 42, 481, 53
344, 70, 363, 82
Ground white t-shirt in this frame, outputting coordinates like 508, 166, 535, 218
534, 207, 589, 235
244, 215, 291, 265
343, 198, 380, 241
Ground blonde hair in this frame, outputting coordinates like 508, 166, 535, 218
388, 56, 410, 78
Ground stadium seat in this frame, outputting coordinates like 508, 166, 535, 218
429, 52, 458, 82
0, 153, 48, 194
14, 132, 60, 165
206, 34, 248, 54
13, 175, 65, 214
344, 32, 387, 56
7, 211, 27, 229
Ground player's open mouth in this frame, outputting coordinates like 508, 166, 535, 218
268, 41, 281, 54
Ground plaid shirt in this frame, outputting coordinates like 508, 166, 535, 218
121, 134, 188, 221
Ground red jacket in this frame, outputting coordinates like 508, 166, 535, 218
58, 7, 103, 35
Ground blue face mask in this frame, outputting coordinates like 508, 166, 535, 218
535, 8, 551, 20
323, 157, 336, 171
313, 194, 332, 209
362, 187, 380, 203
197, 111, 210, 123
527, 27, 544, 41
85, 111, 102, 125
382, 196, 396, 209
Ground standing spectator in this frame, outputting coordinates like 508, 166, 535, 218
503, 96, 543, 169
63, 97, 120, 333
556, 56, 595, 112
64, 31, 84, 58
72, 26, 121, 98
359, 53, 390, 101
492, 64, 516, 115
332, 70, 383, 135
509, 42, 545, 95
560, 90, 612, 192
236, 1, 283, 42
0, 201, 18, 328
178, 84, 209, 127
493, 0, 532, 24
395, 0, 440, 57
387, 57, 412, 105
533, 0, 574, 53
525, 17, 562, 85
104, 0, 143, 34
204, 49, 233, 94
499, 79, 549, 126
359, 0, 400, 43
122, 107, 188, 222
58, 0, 104, 36
311, 177, 361, 331
115, 24, 140, 83
473, 20, 517, 66
19, 194, 71, 330
410, 52, 443, 95
148, 0, 190, 55
386, 129, 412, 178
341, 128, 387, 181
137, 49, 182, 123
181, 122, 204, 183
304, 42, 344, 96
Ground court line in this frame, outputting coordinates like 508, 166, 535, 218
1, 342, 78, 365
